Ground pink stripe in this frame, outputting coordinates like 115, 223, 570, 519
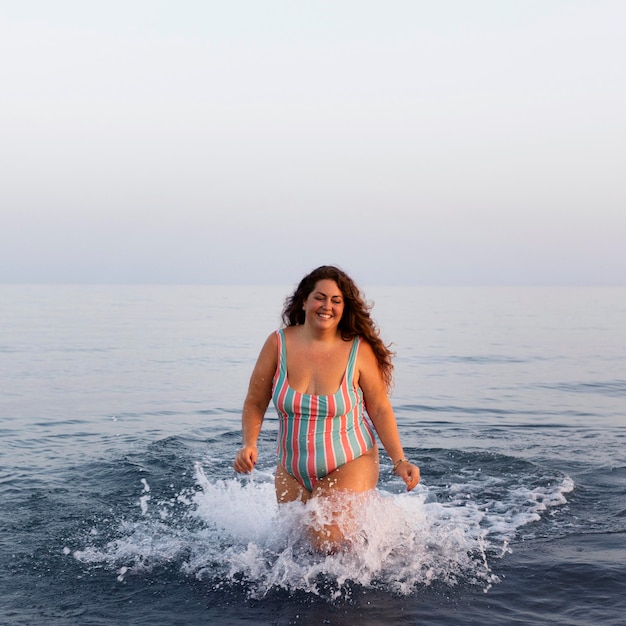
352, 397, 368, 454
291, 389, 304, 486
338, 381, 353, 461
276, 377, 289, 462
324, 394, 337, 473
307, 395, 319, 486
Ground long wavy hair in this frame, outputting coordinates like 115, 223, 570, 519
281, 265, 394, 390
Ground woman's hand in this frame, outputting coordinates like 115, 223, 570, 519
233, 445, 258, 473
395, 461, 420, 491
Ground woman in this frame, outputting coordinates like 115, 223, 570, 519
234, 265, 420, 551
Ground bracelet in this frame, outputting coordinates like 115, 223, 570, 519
392, 459, 409, 474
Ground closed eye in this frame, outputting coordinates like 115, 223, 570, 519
314, 291, 343, 304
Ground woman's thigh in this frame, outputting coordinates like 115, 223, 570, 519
312, 445, 380, 497
274, 463, 311, 504
274, 445, 380, 505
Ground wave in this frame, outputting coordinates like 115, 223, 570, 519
533, 379, 626, 397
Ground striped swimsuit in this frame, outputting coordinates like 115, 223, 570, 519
272, 329, 376, 491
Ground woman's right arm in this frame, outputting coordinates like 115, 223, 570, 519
233, 332, 278, 473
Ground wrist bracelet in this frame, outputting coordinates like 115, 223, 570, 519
392, 458, 409, 474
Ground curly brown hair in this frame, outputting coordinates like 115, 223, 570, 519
281, 265, 394, 389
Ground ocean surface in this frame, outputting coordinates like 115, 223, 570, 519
1, 284, 625, 625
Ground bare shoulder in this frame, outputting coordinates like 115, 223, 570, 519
252, 331, 279, 374
259, 330, 279, 358
356, 337, 381, 381
245, 332, 278, 402
356, 337, 389, 404
356, 336, 377, 364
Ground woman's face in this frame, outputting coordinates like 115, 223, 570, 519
302, 279, 345, 329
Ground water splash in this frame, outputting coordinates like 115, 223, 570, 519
71, 459, 573, 599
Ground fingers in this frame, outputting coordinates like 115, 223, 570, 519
233, 446, 258, 473
401, 464, 420, 491
233, 455, 252, 473
234, 456, 253, 473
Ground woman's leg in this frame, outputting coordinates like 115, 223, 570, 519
308, 446, 380, 552
275, 463, 311, 504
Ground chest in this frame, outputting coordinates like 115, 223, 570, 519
284, 341, 355, 396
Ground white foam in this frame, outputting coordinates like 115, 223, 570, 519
71, 462, 574, 597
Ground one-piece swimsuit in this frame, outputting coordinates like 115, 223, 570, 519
271, 328, 376, 491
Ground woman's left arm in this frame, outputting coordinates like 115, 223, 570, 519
358, 341, 420, 491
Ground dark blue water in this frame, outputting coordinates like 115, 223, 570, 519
1, 285, 625, 625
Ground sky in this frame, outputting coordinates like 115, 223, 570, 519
1, 0, 625, 286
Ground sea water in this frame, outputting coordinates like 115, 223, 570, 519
0, 285, 624, 625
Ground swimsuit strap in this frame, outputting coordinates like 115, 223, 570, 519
343, 336, 360, 391
276, 328, 287, 377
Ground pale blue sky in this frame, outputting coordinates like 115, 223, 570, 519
1, 1, 624, 285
